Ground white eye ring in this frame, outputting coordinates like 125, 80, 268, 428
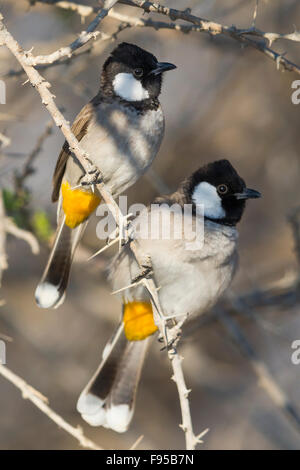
217, 184, 228, 195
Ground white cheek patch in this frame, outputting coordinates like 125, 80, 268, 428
192, 182, 226, 219
113, 73, 149, 102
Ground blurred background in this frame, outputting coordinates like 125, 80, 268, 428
0, 0, 300, 450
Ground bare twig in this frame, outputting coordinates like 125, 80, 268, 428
119, 0, 300, 75
22, 0, 119, 66
8, 0, 299, 80
130, 434, 144, 450
0, 364, 103, 450
5, 218, 39, 255
169, 318, 209, 448
0, 191, 8, 288
252, 0, 259, 28
40, 0, 95, 19
288, 207, 300, 278
4, 46, 96, 79
0, 132, 11, 149
37, 0, 300, 49
0, 332, 12, 342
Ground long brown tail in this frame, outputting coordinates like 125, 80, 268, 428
77, 323, 150, 432
35, 219, 87, 309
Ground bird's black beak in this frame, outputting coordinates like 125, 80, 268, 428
235, 188, 261, 200
149, 62, 177, 76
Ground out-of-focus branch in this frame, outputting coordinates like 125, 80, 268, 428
35, 0, 95, 19
217, 307, 300, 434
5, 218, 39, 255
14, 121, 53, 197
120, 0, 300, 75
36, 0, 300, 47
31, 0, 95, 18
288, 207, 300, 278
31, 0, 300, 75
0, 191, 8, 289
0, 132, 11, 149
0, 188, 39, 303
4, 46, 95, 79
0, 364, 103, 450
4, 20, 129, 80
235, 27, 300, 48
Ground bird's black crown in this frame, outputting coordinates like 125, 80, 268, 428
183, 159, 261, 226
107, 42, 158, 74
100, 42, 175, 108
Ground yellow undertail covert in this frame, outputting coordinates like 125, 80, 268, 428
61, 181, 101, 228
123, 301, 158, 341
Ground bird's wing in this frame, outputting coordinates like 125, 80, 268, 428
52, 101, 95, 202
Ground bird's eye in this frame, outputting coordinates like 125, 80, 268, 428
217, 184, 228, 195
134, 68, 143, 78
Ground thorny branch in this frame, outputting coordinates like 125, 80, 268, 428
122, 0, 300, 75
3, 21, 129, 80
4, 0, 299, 80
22, 0, 119, 65
0, 8, 202, 449
0, 191, 8, 289
252, 0, 259, 28
31, 0, 300, 75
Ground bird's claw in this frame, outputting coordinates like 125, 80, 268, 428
159, 330, 181, 352
80, 164, 103, 186
131, 266, 153, 284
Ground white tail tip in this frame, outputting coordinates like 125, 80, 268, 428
105, 404, 133, 433
77, 393, 106, 427
35, 282, 60, 309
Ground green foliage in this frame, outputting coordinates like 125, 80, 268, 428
2, 188, 29, 228
3, 189, 53, 242
31, 211, 53, 243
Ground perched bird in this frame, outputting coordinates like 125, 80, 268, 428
35, 42, 176, 309
77, 159, 261, 432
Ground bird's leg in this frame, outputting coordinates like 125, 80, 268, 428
80, 159, 103, 187
118, 212, 134, 251
158, 313, 188, 352
159, 330, 181, 353
132, 266, 153, 284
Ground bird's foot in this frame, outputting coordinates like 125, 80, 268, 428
80, 162, 103, 187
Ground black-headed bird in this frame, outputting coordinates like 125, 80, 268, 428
77, 159, 261, 432
35, 42, 176, 309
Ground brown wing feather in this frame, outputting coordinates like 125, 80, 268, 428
52, 102, 94, 202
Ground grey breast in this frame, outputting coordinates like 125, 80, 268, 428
110, 210, 238, 319
147, 221, 238, 319
75, 101, 165, 197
